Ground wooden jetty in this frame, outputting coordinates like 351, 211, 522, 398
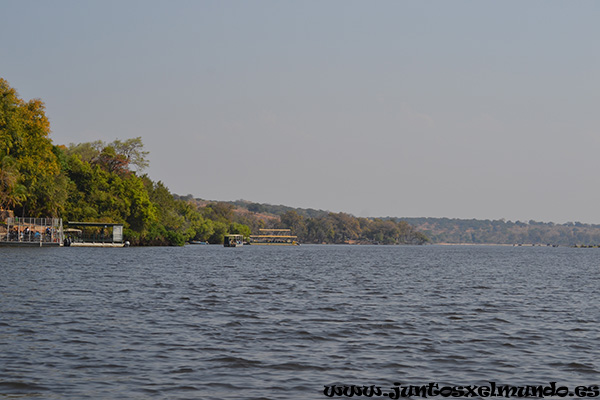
0, 215, 63, 247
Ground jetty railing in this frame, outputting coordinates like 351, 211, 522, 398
1, 217, 64, 244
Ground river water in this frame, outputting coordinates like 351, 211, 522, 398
1, 245, 599, 399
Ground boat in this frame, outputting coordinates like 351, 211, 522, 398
65, 221, 125, 247
224, 234, 244, 247
249, 229, 299, 245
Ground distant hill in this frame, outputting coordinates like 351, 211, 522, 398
174, 195, 600, 246
174, 196, 330, 219
229, 199, 330, 219
173, 196, 427, 245
396, 217, 600, 246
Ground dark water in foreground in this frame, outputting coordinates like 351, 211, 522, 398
1, 245, 599, 399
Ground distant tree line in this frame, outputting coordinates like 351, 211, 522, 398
237, 201, 328, 219
398, 217, 600, 246
221, 202, 429, 245
279, 210, 429, 245
0, 77, 428, 246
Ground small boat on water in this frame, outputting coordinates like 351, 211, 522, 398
223, 234, 244, 247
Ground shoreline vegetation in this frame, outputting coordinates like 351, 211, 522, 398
397, 217, 600, 247
0, 77, 430, 246
2, 77, 599, 248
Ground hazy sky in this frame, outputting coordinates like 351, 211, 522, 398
2, 1, 599, 223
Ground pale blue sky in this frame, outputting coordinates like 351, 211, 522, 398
2, 1, 599, 223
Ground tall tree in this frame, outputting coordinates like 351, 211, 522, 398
0, 78, 63, 215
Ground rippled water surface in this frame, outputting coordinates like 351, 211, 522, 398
1, 245, 599, 399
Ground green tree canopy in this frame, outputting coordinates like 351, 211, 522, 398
0, 78, 65, 215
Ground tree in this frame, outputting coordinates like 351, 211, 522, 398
202, 202, 235, 223
94, 146, 129, 175
229, 222, 251, 238
111, 137, 149, 172
0, 78, 63, 216
280, 210, 307, 239
330, 212, 361, 242
66, 141, 104, 163
67, 137, 149, 176
0, 156, 25, 210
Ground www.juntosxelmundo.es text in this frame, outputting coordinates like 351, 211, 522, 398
323, 382, 600, 398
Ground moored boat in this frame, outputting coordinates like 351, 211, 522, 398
249, 229, 299, 245
224, 234, 244, 247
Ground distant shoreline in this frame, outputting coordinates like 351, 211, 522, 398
436, 242, 511, 246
